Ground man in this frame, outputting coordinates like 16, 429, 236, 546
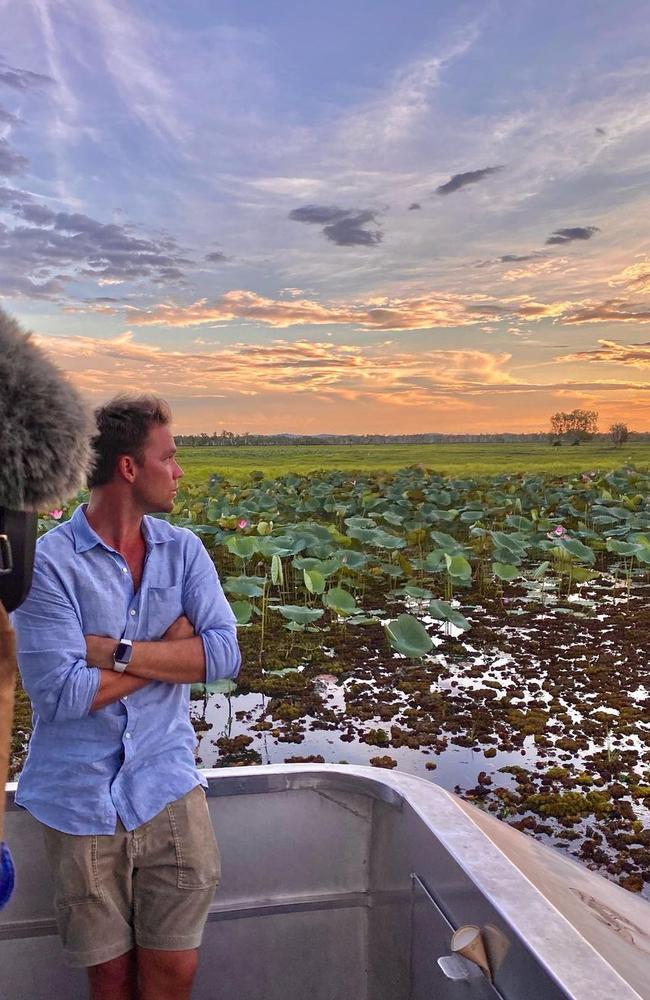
13, 395, 240, 1000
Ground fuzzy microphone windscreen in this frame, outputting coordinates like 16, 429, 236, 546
0, 308, 91, 511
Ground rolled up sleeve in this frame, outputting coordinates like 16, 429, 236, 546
13, 562, 100, 723
182, 535, 241, 683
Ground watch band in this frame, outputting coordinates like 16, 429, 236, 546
113, 638, 133, 673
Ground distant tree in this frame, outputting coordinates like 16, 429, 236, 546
550, 409, 598, 445
610, 422, 629, 447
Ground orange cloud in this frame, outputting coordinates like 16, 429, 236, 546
30, 329, 650, 432
32, 330, 517, 400
501, 258, 573, 282
561, 301, 650, 324
126, 289, 505, 331
608, 259, 650, 293
558, 339, 650, 368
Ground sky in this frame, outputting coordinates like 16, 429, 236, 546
1, 0, 650, 435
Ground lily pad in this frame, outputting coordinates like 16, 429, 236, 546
385, 614, 434, 658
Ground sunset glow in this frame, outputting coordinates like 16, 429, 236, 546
2, 1, 650, 433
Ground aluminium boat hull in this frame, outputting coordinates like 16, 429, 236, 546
1, 764, 649, 999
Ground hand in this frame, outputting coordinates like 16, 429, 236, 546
163, 614, 195, 641
85, 635, 118, 671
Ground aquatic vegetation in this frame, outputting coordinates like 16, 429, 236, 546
16, 462, 650, 894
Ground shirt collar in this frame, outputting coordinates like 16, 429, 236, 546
71, 504, 176, 554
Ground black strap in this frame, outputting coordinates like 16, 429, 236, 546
0, 508, 37, 611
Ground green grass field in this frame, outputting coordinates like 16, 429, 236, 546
177, 441, 650, 486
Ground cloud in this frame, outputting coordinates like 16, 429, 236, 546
561, 300, 650, 324
16, 202, 56, 225
289, 204, 382, 246
0, 194, 194, 297
32, 330, 650, 435
323, 211, 382, 247
289, 205, 349, 225
205, 251, 230, 263
502, 257, 571, 282
498, 253, 543, 263
127, 288, 505, 330
0, 56, 53, 92
408, 202, 421, 210
435, 165, 504, 196
558, 339, 650, 368
475, 252, 545, 269
32, 328, 517, 404
545, 226, 600, 245
0, 105, 19, 126
608, 259, 650, 293
0, 138, 29, 176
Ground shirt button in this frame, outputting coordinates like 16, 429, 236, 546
130, 609, 136, 616
122, 567, 128, 574
123, 695, 128, 701
125, 732, 132, 740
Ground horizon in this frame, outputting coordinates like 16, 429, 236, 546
2, 1, 650, 434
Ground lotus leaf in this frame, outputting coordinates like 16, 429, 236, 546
385, 614, 434, 658
606, 539, 640, 556
378, 561, 405, 577
271, 554, 284, 586
430, 530, 466, 552
444, 553, 472, 581
263, 667, 302, 677
332, 549, 368, 570
323, 587, 357, 616
570, 567, 600, 583
505, 515, 535, 531
272, 605, 325, 624
205, 679, 237, 695
559, 538, 596, 564
402, 585, 434, 599
492, 562, 519, 581
429, 509, 459, 523
428, 600, 471, 631
223, 575, 266, 598
230, 600, 254, 624
424, 549, 446, 572
293, 556, 341, 576
225, 535, 258, 560
304, 569, 326, 594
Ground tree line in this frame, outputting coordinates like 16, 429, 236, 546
175, 419, 640, 447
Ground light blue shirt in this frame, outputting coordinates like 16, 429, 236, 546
13, 504, 240, 834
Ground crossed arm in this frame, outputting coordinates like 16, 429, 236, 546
15, 537, 240, 722
86, 615, 204, 711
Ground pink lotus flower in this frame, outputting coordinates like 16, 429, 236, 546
238, 518, 249, 529
49, 509, 63, 520
547, 524, 567, 540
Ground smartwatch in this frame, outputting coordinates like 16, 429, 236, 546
113, 638, 133, 673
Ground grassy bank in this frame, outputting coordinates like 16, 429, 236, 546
177, 441, 650, 485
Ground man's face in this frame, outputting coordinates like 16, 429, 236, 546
132, 424, 184, 513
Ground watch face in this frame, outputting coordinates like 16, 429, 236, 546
114, 641, 132, 664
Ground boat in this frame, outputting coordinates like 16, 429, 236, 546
1, 763, 649, 999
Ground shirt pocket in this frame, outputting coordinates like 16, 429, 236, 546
146, 584, 184, 639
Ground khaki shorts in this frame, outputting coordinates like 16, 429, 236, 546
42, 785, 221, 968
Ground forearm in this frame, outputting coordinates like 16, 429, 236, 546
126, 636, 206, 684
90, 671, 151, 712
